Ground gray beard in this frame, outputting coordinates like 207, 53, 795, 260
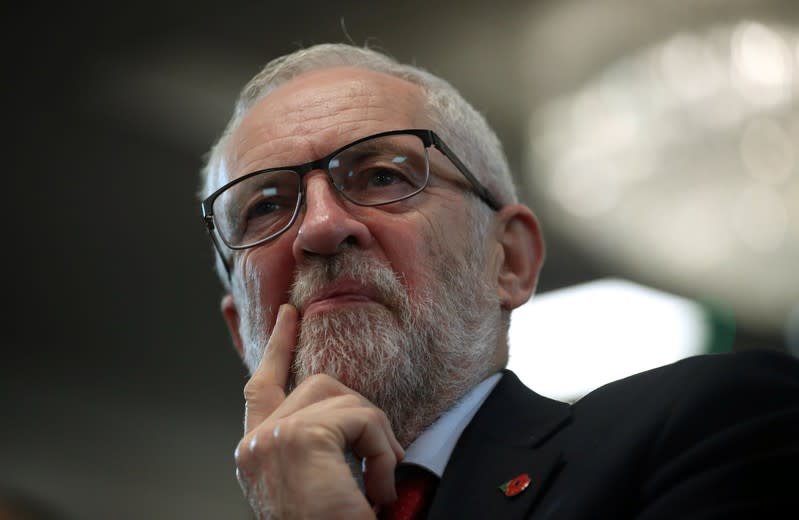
240, 226, 501, 447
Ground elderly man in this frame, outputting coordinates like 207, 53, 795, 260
199, 43, 798, 519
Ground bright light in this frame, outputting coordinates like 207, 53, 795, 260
525, 20, 799, 335
507, 279, 712, 402
732, 22, 794, 91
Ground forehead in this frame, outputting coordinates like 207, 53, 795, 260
224, 67, 430, 181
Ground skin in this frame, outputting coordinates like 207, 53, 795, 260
219, 67, 545, 518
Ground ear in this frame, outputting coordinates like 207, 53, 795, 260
221, 293, 245, 360
493, 204, 545, 310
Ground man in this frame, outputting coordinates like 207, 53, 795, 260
199, 43, 799, 519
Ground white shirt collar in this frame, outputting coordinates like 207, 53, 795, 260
401, 372, 503, 478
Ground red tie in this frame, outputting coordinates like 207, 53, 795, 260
377, 466, 439, 520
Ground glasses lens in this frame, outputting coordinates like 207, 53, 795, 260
212, 170, 301, 248
328, 134, 429, 205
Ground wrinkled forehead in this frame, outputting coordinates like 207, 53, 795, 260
221, 67, 432, 185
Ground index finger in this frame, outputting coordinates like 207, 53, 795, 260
243, 303, 298, 434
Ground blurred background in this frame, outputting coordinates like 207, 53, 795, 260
3, 0, 798, 518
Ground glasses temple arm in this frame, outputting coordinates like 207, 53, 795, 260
430, 134, 502, 211
203, 215, 234, 280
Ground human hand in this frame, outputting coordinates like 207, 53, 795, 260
234, 304, 404, 519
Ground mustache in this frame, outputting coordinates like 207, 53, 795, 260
288, 251, 411, 317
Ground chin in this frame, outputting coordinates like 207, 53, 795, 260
293, 309, 409, 398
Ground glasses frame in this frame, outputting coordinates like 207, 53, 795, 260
201, 128, 502, 277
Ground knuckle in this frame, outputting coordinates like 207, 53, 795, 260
339, 394, 363, 408
275, 416, 301, 440
376, 407, 391, 426
365, 406, 387, 425
240, 427, 279, 463
243, 377, 265, 401
303, 373, 335, 390
305, 374, 340, 393
274, 416, 332, 451
254, 433, 277, 457
235, 438, 254, 466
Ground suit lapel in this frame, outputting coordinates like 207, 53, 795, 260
427, 371, 571, 519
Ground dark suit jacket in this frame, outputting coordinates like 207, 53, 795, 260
428, 349, 799, 519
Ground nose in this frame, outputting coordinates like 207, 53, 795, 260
292, 173, 373, 261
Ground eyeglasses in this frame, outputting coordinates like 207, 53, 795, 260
201, 129, 501, 273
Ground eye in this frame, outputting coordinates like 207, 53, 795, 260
329, 145, 427, 205
246, 198, 280, 218
244, 187, 292, 220
365, 167, 409, 188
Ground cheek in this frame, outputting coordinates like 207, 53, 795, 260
235, 241, 296, 317
373, 219, 442, 296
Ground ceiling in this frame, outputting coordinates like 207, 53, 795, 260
3, 1, 797, 518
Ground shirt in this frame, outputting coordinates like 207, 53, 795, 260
402, 372, 503, 477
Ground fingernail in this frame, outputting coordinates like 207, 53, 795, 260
276, 304, 290, 323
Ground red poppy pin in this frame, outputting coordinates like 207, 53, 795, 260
498, 473, 531, 497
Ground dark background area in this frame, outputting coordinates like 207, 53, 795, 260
3, 1, 796, 518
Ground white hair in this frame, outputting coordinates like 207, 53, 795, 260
199, 43, 518, 285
